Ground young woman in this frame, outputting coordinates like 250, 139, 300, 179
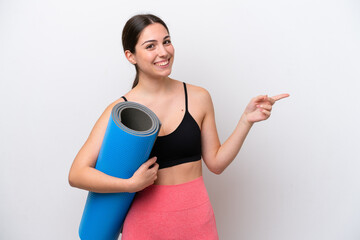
69, 14, 289, 239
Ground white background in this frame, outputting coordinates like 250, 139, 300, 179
1, 0, 360, 239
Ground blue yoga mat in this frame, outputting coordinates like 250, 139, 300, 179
79, 101, 161, 240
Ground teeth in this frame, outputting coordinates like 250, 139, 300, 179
155, 60, 169, 66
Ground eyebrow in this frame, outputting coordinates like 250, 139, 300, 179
141, 35, 170, 46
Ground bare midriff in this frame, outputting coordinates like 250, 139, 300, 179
154, 160, 202, 185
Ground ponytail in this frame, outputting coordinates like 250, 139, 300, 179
132, 66, 139, 88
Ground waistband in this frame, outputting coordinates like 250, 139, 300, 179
132, 176, 210, 212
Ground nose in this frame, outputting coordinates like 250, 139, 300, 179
157, 44, 168, 57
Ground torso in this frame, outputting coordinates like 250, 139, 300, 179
155, 161, 202, 185
122, 79, 205, 185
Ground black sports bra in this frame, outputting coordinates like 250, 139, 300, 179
122, 82, 202, 169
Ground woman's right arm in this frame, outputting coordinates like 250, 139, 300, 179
68, 100, 159, 193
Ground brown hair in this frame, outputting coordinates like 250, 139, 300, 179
122, 14, 169, 88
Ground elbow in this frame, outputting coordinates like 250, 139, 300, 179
204, 157, 225, 175
68, 177, 75, 188
211, 168, 224, 175
68, 173, 75, 187
68, 169, 78, 188
208, 163, 225, 175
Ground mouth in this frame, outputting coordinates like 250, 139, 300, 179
154, 59, 170, 67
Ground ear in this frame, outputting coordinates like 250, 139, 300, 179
125, 50, 136, 65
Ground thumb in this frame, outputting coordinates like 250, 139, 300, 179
253, 95, 267, 103
143, 157, 157, 167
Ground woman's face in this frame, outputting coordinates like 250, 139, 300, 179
130, 23, 174, 79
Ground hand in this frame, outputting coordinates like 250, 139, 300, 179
129, 157, 159, 192
243, 94, 290, 124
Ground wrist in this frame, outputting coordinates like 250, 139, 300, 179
239, 114, 254, 128
124, 178, 137, 193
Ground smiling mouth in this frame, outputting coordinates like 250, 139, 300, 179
154, 59, 170, 66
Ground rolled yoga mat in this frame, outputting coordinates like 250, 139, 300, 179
79, 101, 161, 240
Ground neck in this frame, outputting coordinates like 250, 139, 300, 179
135, 74, 172, 96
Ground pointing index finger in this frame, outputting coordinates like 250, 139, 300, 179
271, 94, 290, 102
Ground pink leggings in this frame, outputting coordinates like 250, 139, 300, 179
121, 176, 219, 240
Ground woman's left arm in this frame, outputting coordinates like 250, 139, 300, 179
200, 91, 289, 174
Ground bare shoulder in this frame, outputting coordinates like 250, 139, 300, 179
99, 97, 125, 119
71, 96, 127, 169
107, 97, 126, 112
182, 83, 214, 124
89, 97, 126, 138
185, 82, 213, 107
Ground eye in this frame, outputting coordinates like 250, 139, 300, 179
146, 44, 155, 50
164, 39, 171, 45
